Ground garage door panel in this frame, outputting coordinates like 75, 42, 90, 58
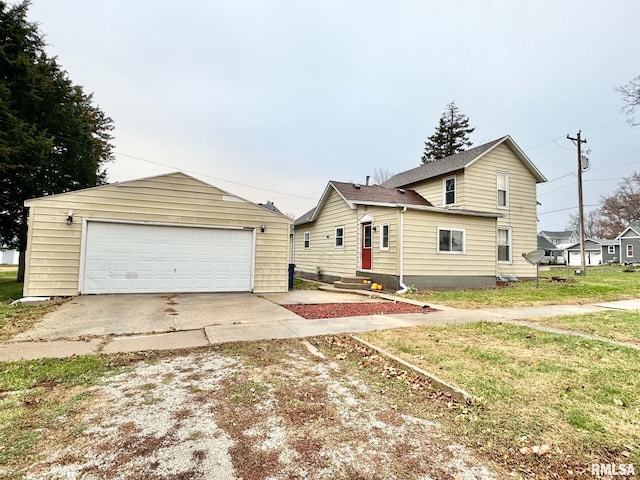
82, 223, 253, 294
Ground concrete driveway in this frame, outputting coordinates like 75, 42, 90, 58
13, 290, 381, 341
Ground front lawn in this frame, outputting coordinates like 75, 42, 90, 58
358, 322, 640, 474
405, 265, 640, 308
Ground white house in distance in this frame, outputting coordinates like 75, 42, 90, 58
1, 248, 19, 265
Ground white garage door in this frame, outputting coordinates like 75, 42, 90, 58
568, 250, 602, 266
82, 222, 253, 294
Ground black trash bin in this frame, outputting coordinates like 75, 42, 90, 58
288, 263, 296, 290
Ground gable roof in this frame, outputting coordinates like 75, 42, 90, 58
295, 180, 502, 225
537, 236, 559, 250
564, 239, 602, 251
539, 230, 576, 239
616, 225, 640, 240
382, 135, 546, 188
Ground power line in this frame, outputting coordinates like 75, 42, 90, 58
538, 204, 600, 216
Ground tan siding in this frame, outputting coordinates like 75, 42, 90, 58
403, 210, 497, 276
24, 173, 290, 296
411, 172, 465, 207
356, 205, 399, 275
293, 189, 358, 278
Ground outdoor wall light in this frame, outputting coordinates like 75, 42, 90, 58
372, 226, 377, 232
260, 224, 266, 233
66, 210, 73, 225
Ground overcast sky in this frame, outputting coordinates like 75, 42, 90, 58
26, 1, 640, 232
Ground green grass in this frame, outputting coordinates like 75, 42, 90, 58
0, 355, 119, 472
293, 277, 320, 290
405, 265, 640, 308
528, 310, 640, 344
0, 270, 59, 342
360, 322, 640, 467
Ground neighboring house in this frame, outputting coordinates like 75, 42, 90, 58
23, 172, 291, 296
1, 248, 19, 265
600, 239, 620, 264
537, 236, 565, 264
294, 136, 546, 289
616, 220, 640, 264
564, 239, 602, 266
538, 230, 579, 247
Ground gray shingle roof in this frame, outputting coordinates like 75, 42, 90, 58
537, 236, 558, 250
382, 137, 506, 188
294, 207, 316, 225
539, 230, 575, 238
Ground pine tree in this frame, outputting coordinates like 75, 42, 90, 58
0, 1, 114, 281
420, 101, 474, 164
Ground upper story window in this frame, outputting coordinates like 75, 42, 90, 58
627, 244, 634, 257
380, 223, 389, 250
335, 227, 344, 248
437, 227, 465, 254
497, 172, 509, 208
304, 231, 310, 250
608, 245, 616, 254
443, 176, 456, 205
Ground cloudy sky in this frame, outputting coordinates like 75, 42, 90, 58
26, 1, 640, 231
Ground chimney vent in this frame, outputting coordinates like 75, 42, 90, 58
365, 175, 370, 186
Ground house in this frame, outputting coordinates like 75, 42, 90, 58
294, 136, 546, 289
1, 248, 19, 265
600, 239, 620, 264
538, 230, 578, 247
537, 235, 565, 264
616, 220, 640, 264
564, 239, 602, 266
23, 172, 291, 296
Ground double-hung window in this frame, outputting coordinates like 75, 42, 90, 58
498, 227, 511, 263
608, 245, 615, 255
443, 176, 456, 206
380, 223, 389, 250
437, 227, 465, 253
334, 227, 344, 248
497, 172, 509, 208
303, 231, 310, 250
627, 244, 634, 258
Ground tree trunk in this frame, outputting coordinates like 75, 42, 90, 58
17, 249, 25, 283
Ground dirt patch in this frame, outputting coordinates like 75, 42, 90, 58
15, 341, 504, 480
282, 301, 436, 319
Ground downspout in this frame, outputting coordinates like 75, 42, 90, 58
396, 206, 408, 294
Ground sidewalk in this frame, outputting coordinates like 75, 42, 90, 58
1, 295, 639, 362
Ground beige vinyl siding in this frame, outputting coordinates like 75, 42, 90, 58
463, 144, 538, 277
411, 172, 465, 207
402, 210, 497, 277
355, 205, 399, 275
23, 173, 290, 296
294, 188, 358, 278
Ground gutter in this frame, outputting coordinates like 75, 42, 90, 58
396, 206, 408, 295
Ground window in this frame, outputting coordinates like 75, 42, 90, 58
498, 227, 511, 263
608, 245, 616, 255
443, 176, 456, 205
303, 231, 310, 250
380, 223, 389, 250
497, 172, 509, 208
334, 226, 344, 248
437, 228, 465, 253
627, 244, 634, 257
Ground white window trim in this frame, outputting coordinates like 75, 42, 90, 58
442, 175, 456, 206
303, 231, 310, 250
497, 171, 509, 209
437, 227, 466, 254
334, 226, 344, 249
627, 244, 634, 258
608, 245, 616, 254
380, 223, 389, 251
497, 226, 512, 264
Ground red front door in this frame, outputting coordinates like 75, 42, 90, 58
361, 222, 372, 270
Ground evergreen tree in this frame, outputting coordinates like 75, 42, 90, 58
0, 1, 114, 282
420, 101, 474, 164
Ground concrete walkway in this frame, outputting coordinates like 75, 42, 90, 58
1, 292, 639, 361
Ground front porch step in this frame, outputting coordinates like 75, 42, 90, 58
334, 276, 372, 290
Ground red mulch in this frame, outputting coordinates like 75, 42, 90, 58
282, 302, 436, 319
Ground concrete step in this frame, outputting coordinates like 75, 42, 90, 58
334, 281, 372, 290
340, 276, 371, 283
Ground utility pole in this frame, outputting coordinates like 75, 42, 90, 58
567, 131, 588, 276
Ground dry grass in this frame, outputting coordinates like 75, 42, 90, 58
359, 322, 640, 475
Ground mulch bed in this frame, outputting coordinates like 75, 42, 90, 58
282, 302, 436, 319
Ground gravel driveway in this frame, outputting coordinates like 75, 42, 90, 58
20, 340, 504, 480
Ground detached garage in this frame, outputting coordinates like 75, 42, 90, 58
23, 172, 291, 296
